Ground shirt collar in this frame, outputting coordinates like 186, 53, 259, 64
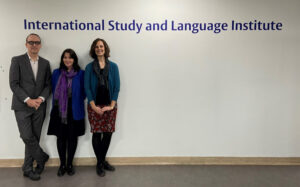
27, 53, 39, 62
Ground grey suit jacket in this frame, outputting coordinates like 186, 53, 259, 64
9, 53, 51, 111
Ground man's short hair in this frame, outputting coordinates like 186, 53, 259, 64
26, 33, 41, 43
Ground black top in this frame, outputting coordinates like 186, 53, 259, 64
96, 69, 110, 105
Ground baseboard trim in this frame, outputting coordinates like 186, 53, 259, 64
1, 157, 300, 167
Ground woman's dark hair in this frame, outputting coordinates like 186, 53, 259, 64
59, 48, 81, 71
89, 38, 110, 60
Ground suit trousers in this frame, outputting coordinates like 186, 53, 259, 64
14, 104, 48, 172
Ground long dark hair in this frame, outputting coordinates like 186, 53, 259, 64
59, 48, 81, 71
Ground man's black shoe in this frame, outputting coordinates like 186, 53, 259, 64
35, 154, 49, 174
23, 171, 40, 181
103, 161, 115, 171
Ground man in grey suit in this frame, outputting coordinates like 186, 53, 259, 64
9, 33, 51, 181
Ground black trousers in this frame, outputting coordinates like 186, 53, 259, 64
92, 132, 112, 165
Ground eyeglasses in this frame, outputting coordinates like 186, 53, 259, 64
27, 41, 41, 45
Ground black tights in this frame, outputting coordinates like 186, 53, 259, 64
57, 135, 78, 167
92, 132, 112, 166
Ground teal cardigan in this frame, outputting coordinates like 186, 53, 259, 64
84, 60, 120, 104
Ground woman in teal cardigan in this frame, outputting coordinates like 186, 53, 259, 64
84, 38, 120, 177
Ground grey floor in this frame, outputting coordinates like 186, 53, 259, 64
0, 165, 300, 187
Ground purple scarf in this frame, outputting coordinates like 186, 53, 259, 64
54, 69, 78, 124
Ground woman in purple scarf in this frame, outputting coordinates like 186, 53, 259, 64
48, 49, 85, 177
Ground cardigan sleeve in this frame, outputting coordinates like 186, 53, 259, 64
84, 64, 94, 104
80, 70, 86, 99
111, 63, 120, 101
51, 69, 60, 95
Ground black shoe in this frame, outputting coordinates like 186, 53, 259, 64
35, 154, 49, 174
66, 165, 75, 176
23, 171, 40, 181
57, 166, 66, 177
96, 164, 105, 177
103, 161, 115, 171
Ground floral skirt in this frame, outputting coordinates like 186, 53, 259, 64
87, 104, 117, 133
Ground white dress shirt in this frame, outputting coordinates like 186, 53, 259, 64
28, 53, 39, 80
24, 53, 45, 103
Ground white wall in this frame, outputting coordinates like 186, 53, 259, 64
0, 0, 300, 159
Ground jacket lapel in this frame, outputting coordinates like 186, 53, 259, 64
36, 58, 43, 83
23, 53, 36, 83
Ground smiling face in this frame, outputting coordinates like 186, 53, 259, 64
95, 40, 105, 57
63, 52, 74, 70
25, 35, 41, 56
